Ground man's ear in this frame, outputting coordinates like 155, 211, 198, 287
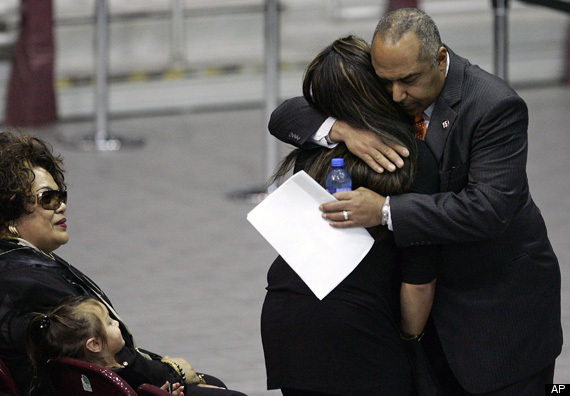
437, 46, 447, 69
85, 337, 102, 353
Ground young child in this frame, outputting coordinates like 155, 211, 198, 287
27, 295, 185, 396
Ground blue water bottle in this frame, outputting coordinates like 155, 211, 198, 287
325, 158, 352, 194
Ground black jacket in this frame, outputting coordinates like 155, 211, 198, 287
0, 239, 168, 395
267, 46, 562, 393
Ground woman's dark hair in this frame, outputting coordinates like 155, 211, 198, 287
0, 131, 66, 234
272, 35, 416, 237
26, 296, 107, 395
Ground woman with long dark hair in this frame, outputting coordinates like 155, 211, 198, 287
261, 35, 440, 396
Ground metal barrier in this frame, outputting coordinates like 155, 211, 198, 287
227, 0, 281, 201
263, 0, 280, 193
492, 0, 509, 81
170, 0, 188, 69
65, 0, 144, 151
492, 0, 570, 82
69, 0, 277, 159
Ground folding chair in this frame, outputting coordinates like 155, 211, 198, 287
137, 383, 172, 396
0, 358, 20, 396
46, 357, 136, 396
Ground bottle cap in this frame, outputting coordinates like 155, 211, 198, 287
331, 158, 344, 167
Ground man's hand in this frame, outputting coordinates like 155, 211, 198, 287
320, 187, 386, 228
329, 120, 408, 173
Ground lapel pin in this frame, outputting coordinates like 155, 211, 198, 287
442, 120, 449, 129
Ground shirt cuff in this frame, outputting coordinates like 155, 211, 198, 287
381, 196, 393, 231
310, 117, 338, 148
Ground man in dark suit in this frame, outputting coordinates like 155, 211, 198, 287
268, 8, 561, 395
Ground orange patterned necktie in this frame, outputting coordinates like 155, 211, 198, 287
414, 114, 427, 140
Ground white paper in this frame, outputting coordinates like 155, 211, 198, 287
247, 171, 374, 300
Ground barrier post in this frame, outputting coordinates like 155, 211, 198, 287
92, 0, 115, 149
170, 0, 188, 69
264, 0, 280, 193
492, 0, 510, 82
227, 0, 280, 202
64, 0, 143, 151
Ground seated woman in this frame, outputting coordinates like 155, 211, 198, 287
27, 296, 185, 395
261, 35, 440, 396
0, 131, 246, 396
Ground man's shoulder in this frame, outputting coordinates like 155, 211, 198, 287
448, 46, 522, 103
466, 65, 519, 97
443, 59, 524, 121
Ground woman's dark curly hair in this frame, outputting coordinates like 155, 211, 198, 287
0, 131, 66, 232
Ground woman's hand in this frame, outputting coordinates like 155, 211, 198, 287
162, 356, 201, 384
320, 187, 385, 228
160, 381, 184, 395
329, 120, 408, 173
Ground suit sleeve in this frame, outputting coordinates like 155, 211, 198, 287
268, 96, 329, 147
392, 94, 529, 246
400, 246, 439, 284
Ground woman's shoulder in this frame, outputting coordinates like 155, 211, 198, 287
0, 244, 75, 304
1, 243, 42, 267
0, 242, 59, 272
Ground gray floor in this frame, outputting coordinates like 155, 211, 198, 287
15, 82, 570, 395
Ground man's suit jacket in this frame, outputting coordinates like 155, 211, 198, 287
268, 46, 562, 393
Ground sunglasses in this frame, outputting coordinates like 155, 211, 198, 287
36, 189, 67, 210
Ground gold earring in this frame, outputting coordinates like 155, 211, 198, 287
8, 224, 19, 237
